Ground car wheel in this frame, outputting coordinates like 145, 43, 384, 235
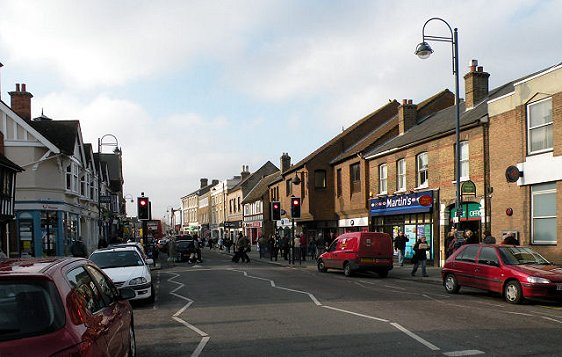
444, 274, 460, 294
343, 262, 353, 277
504, 280, 524, 304
317, 259, 327, 272
128, 323, 136, 357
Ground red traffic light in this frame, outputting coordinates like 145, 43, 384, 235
139, 199, 147, 206
292, 199, 300, 206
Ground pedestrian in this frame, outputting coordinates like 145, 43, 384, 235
293, 234, 301, 262
316, 233, 325, 257
268, 235, 277, 261
482, 231, 496, 244
411, 236, 429, 277
97, 237, 108, 249
501, 232, 519, 245
281, 235, 289, 260
465, 229, 479, 244
308, 236, 317, 259
445, 230, 456, 258
70, 237, 88, 258
394, 231, 409, 266
299, 234, 307, 261
259, 235, 267, 258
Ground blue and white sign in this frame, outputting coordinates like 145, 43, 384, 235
369, 191, 433, 216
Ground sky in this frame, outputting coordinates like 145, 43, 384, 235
0, 0, 560, 221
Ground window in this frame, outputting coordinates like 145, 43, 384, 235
454, 141, 469, 180
455, 245, 478, 263
416, 152, 428, 188
477, 247, 499, 266
396, 159, 406, 191
531, 182, 557, 244
527, 98, 553, 154
379, 164, 387, 194
336, 168, 342, 197
350, 163, 360, 193
67, 266, 105, 313
314, 170, 326, 189
286, 179, 292, 196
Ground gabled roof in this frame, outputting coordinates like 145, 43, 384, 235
0, 153, 23, 172
231, 161, 279, 195
242, 171, 279, 204
28, 120, 80, 155
286, 100, 400, 174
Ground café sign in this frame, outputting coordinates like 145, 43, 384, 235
369, 191, 433, 217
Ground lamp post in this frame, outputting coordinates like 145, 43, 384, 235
415, 17, 462, 229
97, 134, 119, 245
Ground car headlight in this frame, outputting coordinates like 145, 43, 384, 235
129, 277, 148, 285
527, 276, 551, 284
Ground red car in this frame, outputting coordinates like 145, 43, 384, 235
442, 244, 562, 304
0, 257, 136, 356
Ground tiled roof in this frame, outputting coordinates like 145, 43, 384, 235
29, 120, 79, 155
242, 172, 279, 204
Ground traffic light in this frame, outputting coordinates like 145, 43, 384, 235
137, 197, 150, 220
271, 201, 281, 221
291, 197, 301, 218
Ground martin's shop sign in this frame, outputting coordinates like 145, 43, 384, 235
369, 191, 433, 216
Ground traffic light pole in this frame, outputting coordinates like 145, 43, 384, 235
290, 218, 295, 264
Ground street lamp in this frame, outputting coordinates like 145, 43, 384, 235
415, 17, 462, 229
97, 134, 120, 245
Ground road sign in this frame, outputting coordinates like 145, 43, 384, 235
99, 195, 112, 203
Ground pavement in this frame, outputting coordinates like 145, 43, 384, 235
214, 246, 444, 285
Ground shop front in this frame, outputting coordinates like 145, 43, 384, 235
337, 217, 369, 235
369, 190, 439, 263
449, 201, 483, 237
243, 221, 261, 244
225, 221, 242, 241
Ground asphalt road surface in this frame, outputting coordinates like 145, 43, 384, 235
131, 250, 562, 357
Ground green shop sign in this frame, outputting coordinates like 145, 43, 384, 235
451, 203, 481, 221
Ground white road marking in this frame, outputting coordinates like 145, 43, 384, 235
322, 305, 388, 322
443, 350, 485, 356
167, 273, 210, 357
153, 271, 160, 310
390, 322, 440, 351
504, 311, 533, 317
540, 316, 562, 324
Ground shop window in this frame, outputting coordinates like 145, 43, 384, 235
396, 159, 406, 191
350, 164, 360, 193
531, 182, 557, 244
416, 152, 428, 188
527, 98, 553, 154
379, 164, 387, 194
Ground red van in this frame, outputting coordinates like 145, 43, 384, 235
317, 232, 393, 277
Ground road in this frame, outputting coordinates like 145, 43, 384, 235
131, 250, 562, 357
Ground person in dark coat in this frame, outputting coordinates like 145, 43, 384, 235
411, 236, 429, 277
71, 237, 88, 258
501, 233, 519, 245
394, 231, 409, 266
464, 229, 479, 244
482, 231, 496, 244
268, 235, 277, 261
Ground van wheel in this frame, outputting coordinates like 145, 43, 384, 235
444, 274, 460, 294
504, 280, 524, 304
317, 259, 327, 272
343, 262, 353, 277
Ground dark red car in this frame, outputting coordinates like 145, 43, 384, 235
442, 244, 562, 304
0, 257, 136, 356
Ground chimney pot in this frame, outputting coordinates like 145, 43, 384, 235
16, 83, 20, 92
477, 66, 483, 72
22, 83, 26, 92
402, 99, 408, 105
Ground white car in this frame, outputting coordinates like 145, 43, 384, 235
90, 246, 154, 303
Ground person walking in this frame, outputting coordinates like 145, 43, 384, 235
411, 236, 429, 277
394, 231, 409, 266
70, 237, 88, 258
268, 235, 277, 261
281, 235, 289, 260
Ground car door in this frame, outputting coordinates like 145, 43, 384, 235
323, 240, 338, 268
475, 247, 503, 293
87, 265, 130, 357
452, 245, 479, 287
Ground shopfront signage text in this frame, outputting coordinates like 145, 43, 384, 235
369, 191, 433, 217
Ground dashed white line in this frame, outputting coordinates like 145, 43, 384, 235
322, 305, 388, 322
443, 350, 485, 356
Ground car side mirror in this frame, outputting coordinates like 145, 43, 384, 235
119, 287, 136, 300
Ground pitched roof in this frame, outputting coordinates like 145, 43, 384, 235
242, 171, 279, 204
0, 153, 23, 172
232, 161, 279, 195
28, 120, 80, 155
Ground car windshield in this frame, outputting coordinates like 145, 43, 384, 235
0, 280, 65, 341
90, 250, 144, 268
498, 247, 551, 265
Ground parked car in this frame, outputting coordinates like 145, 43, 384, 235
442, 244, 562, 304
176, 238, 196, 262
0, 257, 136, 356
110, 241, 148, 259
317, 232, 394, 277
90, 246, 154, 303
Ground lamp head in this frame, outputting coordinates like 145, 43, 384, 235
292, 173, 301, 185
415, 42, 433, 59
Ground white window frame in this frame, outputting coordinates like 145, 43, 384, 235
459, 141, 469, 181
416, 152, 429, 188
527, 97, 553, 155
531, 183, 557, 245
379, 164, 387, 194
396, 159, 406, 192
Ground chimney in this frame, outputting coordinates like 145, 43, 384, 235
280, 153, 291, 173
9, 83, 34, 121
464, 59, 490, 110
241, 165, 250, 181
200, 178, 208, 188
211, 179, 219, 186
398, 99, 417, 135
